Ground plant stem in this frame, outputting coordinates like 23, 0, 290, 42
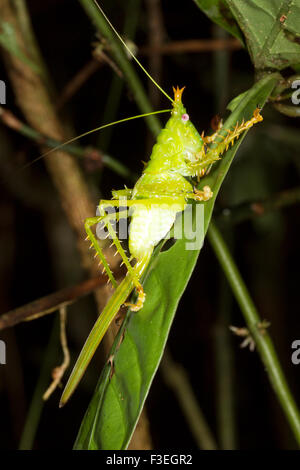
97, 0, 141, 152
0, 276, 119, 331
139, 37, 241, 55
218, 186, 300, 224
160, 349, 218, 450
207, 221, 300, 447
78, 0, 161, 136
272, 102, 300, 117
18, 318, 60, 449
0, 107, 137, 182
0, 0, 116, 276
212, 24, 237, 449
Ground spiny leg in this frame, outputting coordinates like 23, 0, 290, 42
86, 209, 146, 311
98, 196, 186, 311
85, 211, 128, 289
190, 108, 263, 178
205, 107, 263, 158
98, 203, 148, 311
124, 285, 146, 312
188, 149, 221, 179
200, 117, 223, 179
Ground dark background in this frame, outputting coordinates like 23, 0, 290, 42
0, 0, 299, 450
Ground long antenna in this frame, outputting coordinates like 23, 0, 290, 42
93, 0, 175, 104
19, 109, 171, 171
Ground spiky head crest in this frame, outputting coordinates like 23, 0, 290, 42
172, 86, 185, 104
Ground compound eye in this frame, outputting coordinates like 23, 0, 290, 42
181, 113, 189, 122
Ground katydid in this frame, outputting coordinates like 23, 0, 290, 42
57, 2, 263, 407
17, 1, 262, 406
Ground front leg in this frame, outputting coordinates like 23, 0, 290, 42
188, 107, 263, 179
205, 107, 263, 160
188, 186, 213, 202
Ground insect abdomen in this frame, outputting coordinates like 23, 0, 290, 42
129, 206, 180, 260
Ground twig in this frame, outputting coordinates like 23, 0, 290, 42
218, 186, 300, 224
213, 228, 237, 449
0, 276, 118, 331
96, 0, 141, 153
93, 44, 123, 77
79, 0, 161, 136
208, 221, 300, 446
0, 0, 119, 287
56, 59, 101, 109
0, 106, 137, 181
56, 49, 123, 110
160, 349, 218, 450
43, 306, 70, 400
212, 25, 236, 449
145, 0, 166, 109
18, 318, 60, 449
139, 38, 241, 56
272, 102, 300, 117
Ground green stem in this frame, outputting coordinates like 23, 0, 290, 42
212, 24, 237, 449
160, 349, 218, 450
207, 221, 300, 446
98, 0, 141, 151
78, 0, 161, 136
214, 226, 237, 449
272, 102, 300, 117
13, 0, 50, 86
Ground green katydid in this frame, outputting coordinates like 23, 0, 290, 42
54, 2, 263, 407
12, 1, 262, 406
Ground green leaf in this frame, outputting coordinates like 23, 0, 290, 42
225, 0, 300, 71
226, 90, 248, 112
193, 0, 244, 43
0, 21, 41, 74
74, 73, 279, 450
194, 1, 300, 72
